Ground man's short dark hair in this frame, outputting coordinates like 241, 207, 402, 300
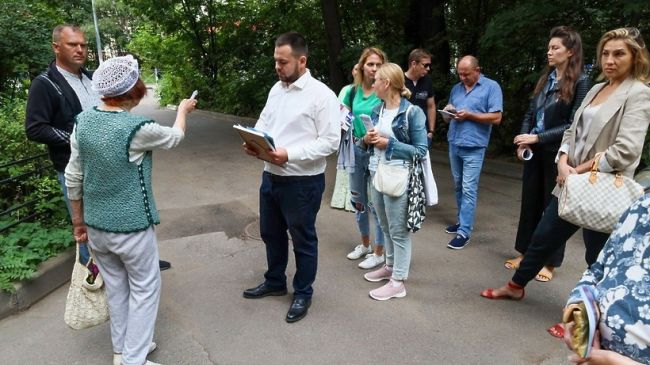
275, 32, 308, 56
52, 24, 83, 42
408, 48, 432, 65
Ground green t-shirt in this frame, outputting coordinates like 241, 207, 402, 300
342, 86, 382, 138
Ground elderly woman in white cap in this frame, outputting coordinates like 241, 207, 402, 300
64, 55, 196, 365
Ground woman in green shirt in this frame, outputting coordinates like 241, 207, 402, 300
344, 48, 388, 270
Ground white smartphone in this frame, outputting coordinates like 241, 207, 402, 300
190, 90, 198, 100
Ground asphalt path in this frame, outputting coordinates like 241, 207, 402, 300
0, 91, 586, 364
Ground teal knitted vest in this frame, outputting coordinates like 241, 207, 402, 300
75, 108, 160, 233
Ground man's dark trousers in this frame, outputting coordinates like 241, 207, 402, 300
259, 171, 325, 299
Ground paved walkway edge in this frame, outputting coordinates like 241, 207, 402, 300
0, 247, 74, 320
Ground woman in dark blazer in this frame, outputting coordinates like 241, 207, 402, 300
482, 27, 650, 303
505, 26, 591, 283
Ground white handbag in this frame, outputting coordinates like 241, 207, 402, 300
558, 153, 644, 233
64, 245, 109, 329
373, 162, 409, 197
421, 151, 438, 206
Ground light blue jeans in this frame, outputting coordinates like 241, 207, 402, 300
370, 166, 411, 280
448, 144, 486, 238
57, 171, 90, 264
349, 145, 384, 246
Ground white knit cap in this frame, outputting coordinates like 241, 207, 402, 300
92, 55, 140, 97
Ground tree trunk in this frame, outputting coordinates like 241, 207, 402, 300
404, 0, 434, 48
404, 0, 450, 77
429, 0, 450, 77
320, 0, 345, 93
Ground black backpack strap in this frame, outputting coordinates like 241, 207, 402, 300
347, 86, 356, 113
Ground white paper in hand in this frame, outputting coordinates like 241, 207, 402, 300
437, 109, 456, 122
359, 114, 374, 132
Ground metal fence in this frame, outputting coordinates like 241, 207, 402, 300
0, 153, 55, 233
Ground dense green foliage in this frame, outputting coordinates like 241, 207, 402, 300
2, 1, 648, 154
0, 98, 68, 217
121, 0, 649, 156
0, 99, 72, 293
0, 223, 73, 292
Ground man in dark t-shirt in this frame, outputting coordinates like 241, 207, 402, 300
405, 49, 436, 142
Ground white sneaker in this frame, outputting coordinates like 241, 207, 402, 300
113, 342, 157, 365
346, 244, 372, 260
358, 253, 385, 269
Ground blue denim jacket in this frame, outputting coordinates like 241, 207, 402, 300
368, 97, 428, 161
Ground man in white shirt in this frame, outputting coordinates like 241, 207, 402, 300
242, 32, 340, 323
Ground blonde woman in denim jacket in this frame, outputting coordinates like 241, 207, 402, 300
362, 63, 428, 300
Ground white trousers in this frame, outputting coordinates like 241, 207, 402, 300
88, 226, 161, 365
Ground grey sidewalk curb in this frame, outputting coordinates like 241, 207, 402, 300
0, 247, 74, 320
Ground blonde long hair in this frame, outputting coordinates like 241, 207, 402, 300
376, 63, 412, 99
596, 27, 650, 83
353, 47, 387, 87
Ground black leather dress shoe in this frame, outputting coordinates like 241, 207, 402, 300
243, 283, 288, 299
286, 298, 311, 323
159, 260, 171, 271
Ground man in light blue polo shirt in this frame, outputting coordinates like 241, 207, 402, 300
442, 55, 503, 249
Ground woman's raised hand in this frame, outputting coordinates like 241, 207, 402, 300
178, 98, 197, 114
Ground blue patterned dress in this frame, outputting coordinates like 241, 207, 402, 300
567, 194, 650, 363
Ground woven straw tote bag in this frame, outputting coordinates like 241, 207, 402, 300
64, 245, 109, 329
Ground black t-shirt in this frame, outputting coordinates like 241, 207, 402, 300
405, 74, 435, 123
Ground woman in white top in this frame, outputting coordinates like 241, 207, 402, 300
361, 63, 427, 300
481, 27, 650, 302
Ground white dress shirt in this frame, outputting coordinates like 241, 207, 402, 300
254, 70, 340, 176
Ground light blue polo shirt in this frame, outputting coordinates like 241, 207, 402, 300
447, 74, 503, 148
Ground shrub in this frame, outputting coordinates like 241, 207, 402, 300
0, 97, 72, 293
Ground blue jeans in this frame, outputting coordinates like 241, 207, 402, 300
370, 168, 411, 280
349, 146, 384, 246
57, 171, 90, 265
448, 145, 486, 238
259, 172, 325, 299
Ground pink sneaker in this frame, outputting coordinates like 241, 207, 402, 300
369, 279, 406, 301
364, 265, 392, 282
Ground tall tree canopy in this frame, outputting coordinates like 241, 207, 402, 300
3, 0, 648, 154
